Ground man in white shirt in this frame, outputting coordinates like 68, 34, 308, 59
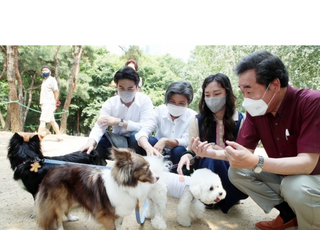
38, 65, 62, 141
80, 66, 153, 161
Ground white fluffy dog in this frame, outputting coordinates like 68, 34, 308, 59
145, 156, 226, 229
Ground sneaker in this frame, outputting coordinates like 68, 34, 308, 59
255, 215, 298, 230
56, 135, 63, 142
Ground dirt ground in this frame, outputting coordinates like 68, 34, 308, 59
1, 131, 297, 230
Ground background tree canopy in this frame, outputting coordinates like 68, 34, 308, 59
0, 45, 319, 135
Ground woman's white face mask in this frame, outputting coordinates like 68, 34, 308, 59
242, 84, 275, 117
118, 91, 136, 103
166, 104, 187, 117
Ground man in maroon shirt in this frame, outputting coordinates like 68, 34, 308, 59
190, 50, 320, 230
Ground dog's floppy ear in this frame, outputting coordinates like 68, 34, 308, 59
189, 181, 202, 199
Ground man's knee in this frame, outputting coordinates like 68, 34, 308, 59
281, 175, 308, 204
228, 167, 242, 184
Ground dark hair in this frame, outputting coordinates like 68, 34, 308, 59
41, 65, 51, 71
165, 81, 194, 105
199, 73, 237, 142
125, 59, 139, 71
235, 50, 289, 87
114, 66, 140, 86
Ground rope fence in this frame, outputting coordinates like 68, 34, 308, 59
0, 100, 69, 116
0, 100, 69, 129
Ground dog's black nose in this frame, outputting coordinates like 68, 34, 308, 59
219, 192, 223, 196
156, 176, 159, 181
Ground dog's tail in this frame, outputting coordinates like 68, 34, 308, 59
144, 156, 171, 175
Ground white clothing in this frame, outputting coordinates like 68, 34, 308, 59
160, 172, 191, 198
135, 104, 197, 148
39, 104, 56, 122
89, 92, 153, 144
40, 76, 58, 105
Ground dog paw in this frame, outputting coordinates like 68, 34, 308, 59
151, 215, 167, 230
67, 214, 79, 222
177, 217, 191, 227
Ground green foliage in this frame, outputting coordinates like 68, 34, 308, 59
1, 45, 319, 134
185, 45, 320, 113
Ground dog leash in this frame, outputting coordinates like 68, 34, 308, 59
135, 199, 148, 224
169, 155, 197, 170
43, 159, 148, 224
43, 159, 112, 169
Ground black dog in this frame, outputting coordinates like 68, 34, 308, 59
7, 132, 106, 200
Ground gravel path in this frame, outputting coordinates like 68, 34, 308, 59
1, 131, 294, 230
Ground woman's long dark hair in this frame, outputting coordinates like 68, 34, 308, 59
198, 73, 236, 142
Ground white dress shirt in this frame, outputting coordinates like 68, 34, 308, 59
89, 92, 153, 143
135, 104, 197, 148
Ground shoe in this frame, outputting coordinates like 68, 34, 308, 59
255, 215, 298, 230
56, 135, 63, 142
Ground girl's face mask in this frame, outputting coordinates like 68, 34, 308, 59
205, 96, 226, 114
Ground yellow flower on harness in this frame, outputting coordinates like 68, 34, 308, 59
30, 162, 41, 173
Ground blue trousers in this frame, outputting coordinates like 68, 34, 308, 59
197, 158, 248, 213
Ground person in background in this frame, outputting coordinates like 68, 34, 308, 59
80, 66, 153, 162
191, 51, 320, 230
38, 65, 62, 141
177, 73, 248, 213
133, 81, 196, 173
125, 59, 142, 91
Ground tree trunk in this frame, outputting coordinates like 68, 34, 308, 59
54, 45, 61, 88
22, 72, 37, 128
7, 46, 21, 132
77, 109, 80, 135
13, 46, 25, 131
0, 110, 5, 129
59, 45, 84, 134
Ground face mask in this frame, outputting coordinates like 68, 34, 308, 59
118, 91, 136, 103
167, 104, 187, 117
42, 72, 50, 77
205, 96, 226, 114
242, 84, 275, 117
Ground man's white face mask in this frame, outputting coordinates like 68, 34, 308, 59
118, 91, 136, 103
242, 84, 275, 117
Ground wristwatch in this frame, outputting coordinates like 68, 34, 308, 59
253, 155, 264, 173
118, 119, 124, 127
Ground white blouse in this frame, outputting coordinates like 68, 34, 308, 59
135, 104, 197, 148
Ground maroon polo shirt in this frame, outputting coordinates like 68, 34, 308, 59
237, 85, 320, 175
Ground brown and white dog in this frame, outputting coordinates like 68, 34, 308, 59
35, 147, 158, 230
